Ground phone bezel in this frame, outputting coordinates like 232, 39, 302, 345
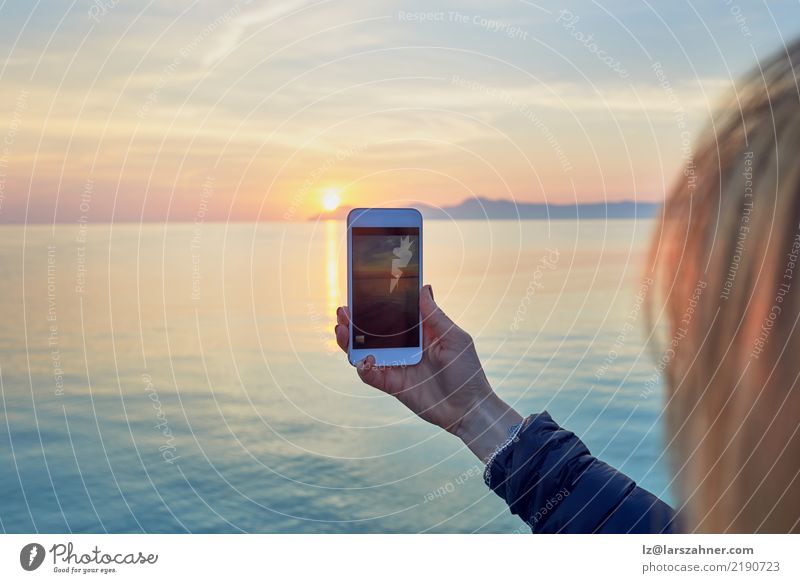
347, 207, 423, 367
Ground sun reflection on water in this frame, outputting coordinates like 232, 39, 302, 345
325, 220, 342, 348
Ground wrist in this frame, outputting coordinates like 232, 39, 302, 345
454, 392, 523, 462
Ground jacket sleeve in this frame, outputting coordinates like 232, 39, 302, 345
484, 411, 676, 533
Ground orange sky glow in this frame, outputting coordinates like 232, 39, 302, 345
1, 1, 799, 222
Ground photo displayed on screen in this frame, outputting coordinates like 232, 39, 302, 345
351, 227, 420, 349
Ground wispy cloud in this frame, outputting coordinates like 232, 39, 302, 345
1, 0, 798, 221
202, 0, 319, 67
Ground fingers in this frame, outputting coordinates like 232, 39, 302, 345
334, 307, 386, 391
335, 322, 349, 353
336, 306, 350, 327
334, 306, 351, 353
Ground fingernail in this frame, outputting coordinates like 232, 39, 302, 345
336, 307, 342, 318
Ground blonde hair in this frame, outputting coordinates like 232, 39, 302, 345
648, 39, 800, 532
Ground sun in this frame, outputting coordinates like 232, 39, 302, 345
321, 187, 341, 211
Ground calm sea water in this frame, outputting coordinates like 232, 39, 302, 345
0, 220, 672, 533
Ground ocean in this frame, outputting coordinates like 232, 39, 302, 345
0, 220, 672, 533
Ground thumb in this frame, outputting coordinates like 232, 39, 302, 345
356, 355, 386, 392
420, 284, 458, 337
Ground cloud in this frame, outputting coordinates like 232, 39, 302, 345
202, 0, 317, 67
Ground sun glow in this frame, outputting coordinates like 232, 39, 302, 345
321, 188, 341, 212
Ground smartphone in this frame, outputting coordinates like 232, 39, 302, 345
347, 207, 423, 367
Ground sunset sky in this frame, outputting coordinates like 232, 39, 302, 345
2, 0, 800, 222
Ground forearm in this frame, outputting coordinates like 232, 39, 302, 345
454, 392, 523, 462
483, 411, 676, 533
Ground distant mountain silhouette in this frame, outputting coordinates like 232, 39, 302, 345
310, 196, 660, 221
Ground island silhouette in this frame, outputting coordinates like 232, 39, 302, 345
311, 196, 659, 221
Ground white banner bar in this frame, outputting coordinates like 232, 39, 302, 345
1, 534, 798, 582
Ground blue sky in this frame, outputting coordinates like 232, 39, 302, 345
1, 0, 800, 221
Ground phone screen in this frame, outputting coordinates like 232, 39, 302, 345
351, 226, 420, 349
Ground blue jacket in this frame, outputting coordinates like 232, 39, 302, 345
484, 412, 676, 533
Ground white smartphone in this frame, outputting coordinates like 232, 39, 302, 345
347, 207, 423, 367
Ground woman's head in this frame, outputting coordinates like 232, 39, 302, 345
649, 38, 800, 532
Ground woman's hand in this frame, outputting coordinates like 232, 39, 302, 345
334, 285, 522, 461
